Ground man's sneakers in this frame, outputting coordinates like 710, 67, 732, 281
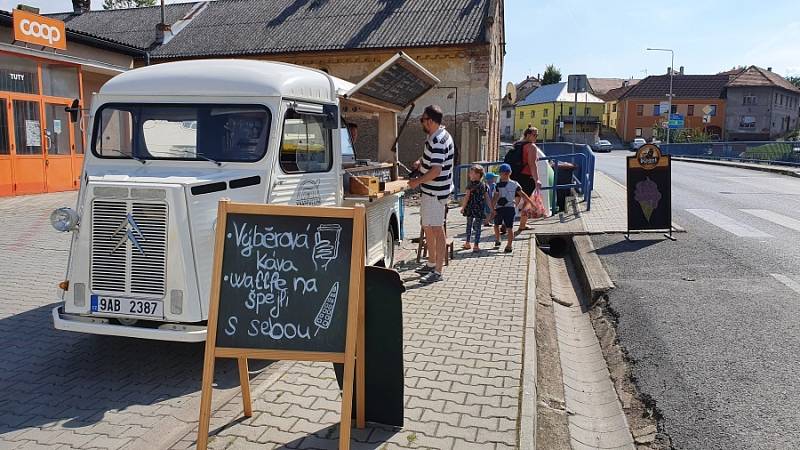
419, 271, 443, 284
415, 264, 435, 275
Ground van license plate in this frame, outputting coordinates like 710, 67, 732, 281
90, 295, 163, 319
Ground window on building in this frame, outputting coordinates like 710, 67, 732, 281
739, 116, 756, 128
568, 107, 574, 115
584, 107, 591, 115
671, 104, 678, 114
635, 128, 642, 137
541, 119, 549, 125
775, 93, 779, 104
652, 105, 660, 116
544, 108, 549, 117
612, 103, 617, 113
519, 111, 524, 119
532, 110, 536, 118
780, 94, 784, 106
636, 105, 644, 116
709, 105, 717, 116
688, 105, 695, 116
42, 64, 79, 98
0, 55, 39, 94
743, 95, 757, 105
506, 110, 511, 119
504, 125, 511, 135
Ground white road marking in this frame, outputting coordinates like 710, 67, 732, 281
685, 209, 772, 238
740, 209, 800, 233
770, 274, 800, 294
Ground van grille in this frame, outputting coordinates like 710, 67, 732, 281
90, 200, 168, 298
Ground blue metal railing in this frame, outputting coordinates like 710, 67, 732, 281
452, 150, 595, 213
660, 141, 800, 166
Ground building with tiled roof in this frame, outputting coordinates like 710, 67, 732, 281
724, 66, 800, 140
514, 82, 605, 144
615, 73, 729, 143
1, 0, 504, 179
588, 77, 639, 96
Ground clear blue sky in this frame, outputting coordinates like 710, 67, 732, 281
504, 0, 800, 84
11, 0, 800, 85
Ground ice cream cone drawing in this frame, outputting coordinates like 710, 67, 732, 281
314, 282, 339, 336
634, 177, 661, 222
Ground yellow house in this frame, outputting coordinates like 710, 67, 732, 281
515, 82, 605, 143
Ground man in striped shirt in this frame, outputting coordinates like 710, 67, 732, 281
407, 105, 454, 284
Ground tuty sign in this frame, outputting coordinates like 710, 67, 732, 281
13, 9, 66, 50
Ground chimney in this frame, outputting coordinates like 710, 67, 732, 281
767, 67, 772, 72
72, 0, 90, 14
679, 66, 684, 75
154, 0, 172, 45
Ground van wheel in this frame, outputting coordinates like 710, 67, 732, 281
377, 228, 395, 268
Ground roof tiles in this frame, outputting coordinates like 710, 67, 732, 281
621, 74, 729, 100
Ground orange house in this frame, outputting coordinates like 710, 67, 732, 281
616, 74, 729, 143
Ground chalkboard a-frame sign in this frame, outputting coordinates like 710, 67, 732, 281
197, 200, 366, 450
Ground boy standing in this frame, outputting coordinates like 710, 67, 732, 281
491, 164, 537, 253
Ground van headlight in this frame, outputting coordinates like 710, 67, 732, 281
50, 207, 80, 232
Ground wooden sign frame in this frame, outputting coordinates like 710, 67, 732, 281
197, 200, 366, 450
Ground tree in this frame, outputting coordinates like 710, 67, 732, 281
541, 65, 562, 85
787, 76, 800, 89
103, 0, 157, 9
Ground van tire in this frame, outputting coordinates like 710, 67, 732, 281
377, 227, 396, 268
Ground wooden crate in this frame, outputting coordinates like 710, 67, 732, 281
349, 176, 380, 196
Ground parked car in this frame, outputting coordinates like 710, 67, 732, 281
631, 138, 646, 150
592, 140, 613, 152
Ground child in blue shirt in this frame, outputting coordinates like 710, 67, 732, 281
491, 164, 536, 253
483, 172, 498, 226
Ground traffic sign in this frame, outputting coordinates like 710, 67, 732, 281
701, 105, 713, 115
567, 74, 588, 93
659, 101, 670, 115
668, 113, 684, 129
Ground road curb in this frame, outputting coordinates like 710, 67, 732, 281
518, 238, 538, 450
672, 157, 800, 178
570, 235, 614, 303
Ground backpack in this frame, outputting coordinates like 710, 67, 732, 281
504, 141, 526, 175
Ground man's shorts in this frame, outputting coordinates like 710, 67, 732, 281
420, 194, 448, 227
494, 207, 516, 228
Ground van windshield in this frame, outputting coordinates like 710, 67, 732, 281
92, 104, 271, 162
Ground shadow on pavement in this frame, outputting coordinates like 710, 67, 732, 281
278, 423, 399, 449
0, 303, 269, 435
593, 238, 664, 255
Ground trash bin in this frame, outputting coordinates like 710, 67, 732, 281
556, 162, 576, 212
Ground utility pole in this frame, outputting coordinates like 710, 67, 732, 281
647, 48, 674, 145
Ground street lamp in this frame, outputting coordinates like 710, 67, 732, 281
646, 47, 674, 145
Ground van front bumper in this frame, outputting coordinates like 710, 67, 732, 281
52, 306, 207, 343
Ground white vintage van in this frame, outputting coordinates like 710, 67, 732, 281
51, 53, 438, 342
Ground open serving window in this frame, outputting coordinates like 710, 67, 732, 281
339, 52, 439, 194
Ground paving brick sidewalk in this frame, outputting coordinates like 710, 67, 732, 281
170, 206, 535, 450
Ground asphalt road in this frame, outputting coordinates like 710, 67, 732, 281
591, 151, 800, 449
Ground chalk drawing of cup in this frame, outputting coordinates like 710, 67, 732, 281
313, 224, 341, 271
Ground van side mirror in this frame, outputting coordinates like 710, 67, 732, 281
322, 104, 338, 129
65, 99, 80, 123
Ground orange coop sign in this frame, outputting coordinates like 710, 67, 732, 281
12, 9, 67, 50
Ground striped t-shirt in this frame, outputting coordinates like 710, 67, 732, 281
420, 126, 454, 199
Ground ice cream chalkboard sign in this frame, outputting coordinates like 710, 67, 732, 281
198, 200, 366, 450
626, 144, 672, 236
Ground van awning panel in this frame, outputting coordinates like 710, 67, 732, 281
343, 52, 440, 113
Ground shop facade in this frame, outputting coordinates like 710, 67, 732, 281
0, 8, 137, 196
